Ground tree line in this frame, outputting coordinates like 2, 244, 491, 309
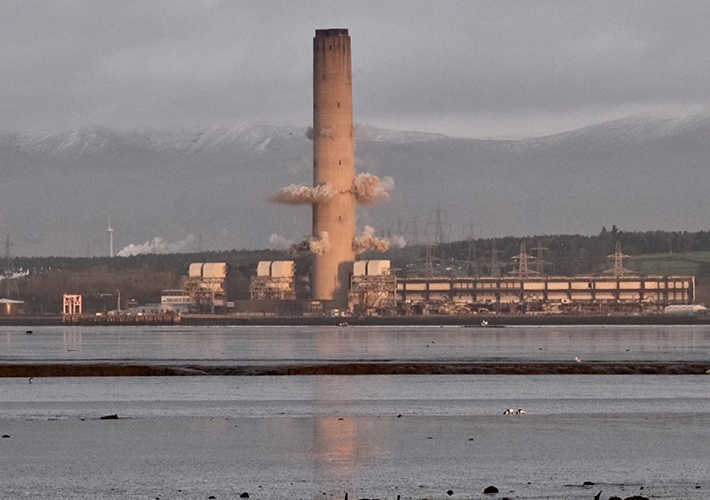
6, 228, 710, 313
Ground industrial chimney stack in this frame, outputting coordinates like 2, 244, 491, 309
312, 29, 356, 304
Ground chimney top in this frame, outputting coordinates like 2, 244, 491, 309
315, 29, 349, 38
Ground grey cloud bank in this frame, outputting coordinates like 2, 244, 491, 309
2, 1, 710, 138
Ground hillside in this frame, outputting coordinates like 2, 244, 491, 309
1, 115, 710, 257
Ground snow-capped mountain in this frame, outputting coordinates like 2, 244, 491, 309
1, 115, 709, 257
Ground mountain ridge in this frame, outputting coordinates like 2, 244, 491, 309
1, 115, 709, 257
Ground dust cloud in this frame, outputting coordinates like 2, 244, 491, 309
290, 231, 331, 256
273, 183, 336, 204
352, 173, 394, 205
352, 226, 389, 255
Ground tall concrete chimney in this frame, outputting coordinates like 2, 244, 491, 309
312, 28, 356, 304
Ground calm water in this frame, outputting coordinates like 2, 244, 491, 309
3, 324, 710, 364
2, 374, 710, 420
1, 325, 710, 499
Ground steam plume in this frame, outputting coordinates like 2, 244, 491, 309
290, 231, 331, 256
352, 226, 390, 255
269, 233, 294, 250
387, 234, 407, 249
352, 173, 394, 205
117, 235, 196, 257
272, 183, 336, 204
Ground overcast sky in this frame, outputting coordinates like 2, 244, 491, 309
2, 1, 710, 138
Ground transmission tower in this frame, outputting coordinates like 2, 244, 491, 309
606, 241, 631, 277
412, 214, 419, 245
424, 242, 434, 278
425, 205, 451, 262
488, 238, 505, 277
434, 205, 445, 247
532, 241, 550, 275
509, 242, 538, 278
518, 242, 530, 278
463, 221, 479, 277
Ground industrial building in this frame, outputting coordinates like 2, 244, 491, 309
246, 256, 695, 316
62, 294, 82, 315
160, 289, 193, 314
183, 262, 228, 313
397, 275, 695, 315
348, 260, 396, 315
123, 263, 228, 315
250, 261, 296, 300
1, 298, 25, 315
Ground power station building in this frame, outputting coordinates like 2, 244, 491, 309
183, 262, 228, 313
246, 257, 695, 316
260, 29, 701, 318
396, 275, 695, 315
349, 260, 397, 315
250, 260, 296, 300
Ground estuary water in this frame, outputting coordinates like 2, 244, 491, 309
1, 325, 710, 500
3, 324, 710, 364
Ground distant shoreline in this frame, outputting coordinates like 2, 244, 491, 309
2, 360, 709, 377
2, 314, 710, 327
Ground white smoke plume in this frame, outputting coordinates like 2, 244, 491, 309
290, 231, 331, 256
386, 234, 407, 249
352, 173, 394, 205
309, 231, 331, 255
268, 233, 294, 250
352, 226, 390, 255
117, 235, 196, 257
272, 183, 336, 204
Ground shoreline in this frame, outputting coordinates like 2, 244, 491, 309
2, 360, 710, 377
3, 314, 710, 327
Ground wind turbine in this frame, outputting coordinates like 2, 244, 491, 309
108, 220, 114, 257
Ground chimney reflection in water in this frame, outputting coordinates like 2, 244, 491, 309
63, 327, 82, 353
312, 377, 390, 484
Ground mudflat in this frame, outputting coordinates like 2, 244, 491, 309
1, 413, 708, 500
